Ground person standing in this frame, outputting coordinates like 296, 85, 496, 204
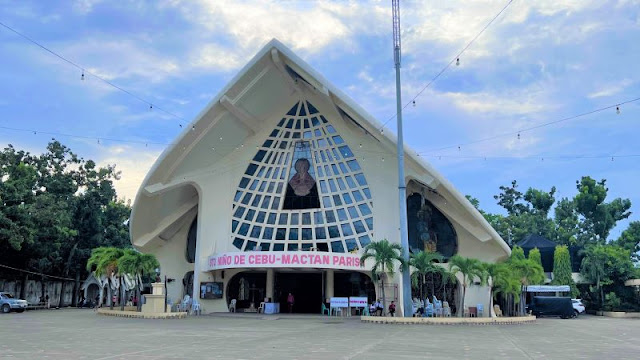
45, 293, 50, 309
287, 292, 295, 313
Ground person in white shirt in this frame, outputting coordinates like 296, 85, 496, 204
375, 300, 383, 316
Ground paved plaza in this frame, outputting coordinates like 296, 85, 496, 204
1, 310, 639, 359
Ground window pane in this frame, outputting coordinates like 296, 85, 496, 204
251, 194, 262, 207
250, 226, 262, 238
267, 213, 277, 224
302, 228, 312, 240
365, 217, 373, 230
325, 210, 336, 223
302, 213, 311, 225
355, 174, 367, 186
290, 213, 299, 225
337, 208, 348, 221
345, 176, 357, 188
353, 220, 366, 234
352, 190, 364, 202
343, 193, 353, 204
345, 238, 358, 251
273, 243, 285, 251
333, 195, 342, 206
239, 223, 250, 236
263, 227, 274, 240
315, 227, 327, 239
331, 241, 344, 253
276, 228, 286, 240
245, 163, 258, 176
233, 237, 244, 249
328, 226, 340, 238
341, 223, 354, 236
246, 240, 256, 251
347, 206, 358, 218
234, 206, 246, 218
256, 211, 266, 223
359, 235, 371, 247
347, 160, 360, 171
245, 209, 255, 222
288, 243, 299, 251
289, 228, 298, 240
314, 211, 324, 224
241, 193, 251, 205
278, 213, 288, 225
358, 203, 372, 216
339, 145, 353, 158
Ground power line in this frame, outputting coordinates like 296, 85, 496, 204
0, 125, 175, 147
379, 0, 515, 131
423, 154, 640, 161
419, 96, 640, 154
0, 263, 76, 281
0, 20, 187, 127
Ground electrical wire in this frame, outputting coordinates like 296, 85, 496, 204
379, 0, 515, 131
0, 20, 186, 127
0, 263, 76, 281
418, 96, 640, 154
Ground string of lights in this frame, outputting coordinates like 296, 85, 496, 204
378, 0, 515, 132
418, 96, 640, 154
0, 20, 187, 128
0, 125, 176, 147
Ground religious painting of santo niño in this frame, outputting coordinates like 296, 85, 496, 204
283, 142, 320, 210
407, 193, 457, 259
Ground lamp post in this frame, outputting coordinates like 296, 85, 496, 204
392, 0, 412, 317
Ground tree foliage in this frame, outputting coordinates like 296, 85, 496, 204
360, 239, 405, 315
550, 245, 578, 297
0, 141, 131, 301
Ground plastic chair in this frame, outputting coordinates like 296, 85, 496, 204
443, 301, 451, 317
258, 302, 265, 314
362, 306, 370, 316
424, 303, 434, 317
331, 306, 343, 316
494, 304, 503, 317
229, 299, 237, 313
321, 303, 330, 316
191, 302, 201, 315
477, 304, 484, 317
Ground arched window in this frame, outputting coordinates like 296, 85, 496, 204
186, 217, 197, 263
407, 193, 457, 259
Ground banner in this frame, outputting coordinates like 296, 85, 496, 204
330, 297, 349, 308
206, 251, 363, 271
349, 297, 368, 307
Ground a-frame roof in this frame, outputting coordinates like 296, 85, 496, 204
130, 39, 510, 257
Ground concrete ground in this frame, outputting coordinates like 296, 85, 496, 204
1, 309, 638, 359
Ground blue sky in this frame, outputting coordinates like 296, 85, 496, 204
1, 0, 639, 240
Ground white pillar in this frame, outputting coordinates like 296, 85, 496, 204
266, 269, 274, 302
325, 270, 334, 300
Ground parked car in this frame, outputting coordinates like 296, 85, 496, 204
528, 296, 575, 319
0, 292, 28, 313
572, 299, 586, 315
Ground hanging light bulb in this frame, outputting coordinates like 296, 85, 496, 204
359, 144, 362, 148
381, 157, 385, 162
616, 106, 620, 114
611, 156, 614, 161
97, 138, 100, 144
191, 125, 195, 131
380, 129, 384, 134
81, 70, 85, 81
517, 133, 521, 140
412, 100, 416, 107
458, 146, 461, 151
456, 58, 460, 66
149, 104, 153, 110
219, 136, 223, 140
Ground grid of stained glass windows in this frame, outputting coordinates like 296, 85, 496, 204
230, 100, 374, 253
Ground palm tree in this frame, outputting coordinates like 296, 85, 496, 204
360, 239, 406, 316
118, 249, 160, 312
508, 258, 544, 315
448, 255, 485, 317
409, 251, 443, 301
482, 262, 509, 317
86, 247, 124, 310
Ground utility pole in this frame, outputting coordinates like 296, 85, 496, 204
392, 0, 412, 318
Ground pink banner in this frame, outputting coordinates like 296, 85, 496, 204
206, 251, 363, 271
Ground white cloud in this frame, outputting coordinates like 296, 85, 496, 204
99, 145, 161, 201
588, 79, 634, 99
72, 0, 103, 15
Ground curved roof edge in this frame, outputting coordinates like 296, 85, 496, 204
130, 38, 510, 257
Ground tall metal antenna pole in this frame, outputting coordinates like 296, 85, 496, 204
392, 0, 412, 318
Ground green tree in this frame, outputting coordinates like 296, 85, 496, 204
482, 262, 510, 317
580, 244, 635, 309
528, 248, 542, 268
86, 247, 125, 310
573, 177, 631, 243
507, 257, 544, 315
615, 221, 640, 262
118, 249, 160, 311
510, 246, 526, 261
550, 245, 578, 297
409, 251, 443, 301
448, 255, 485, 317
360, 239, 406, 316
